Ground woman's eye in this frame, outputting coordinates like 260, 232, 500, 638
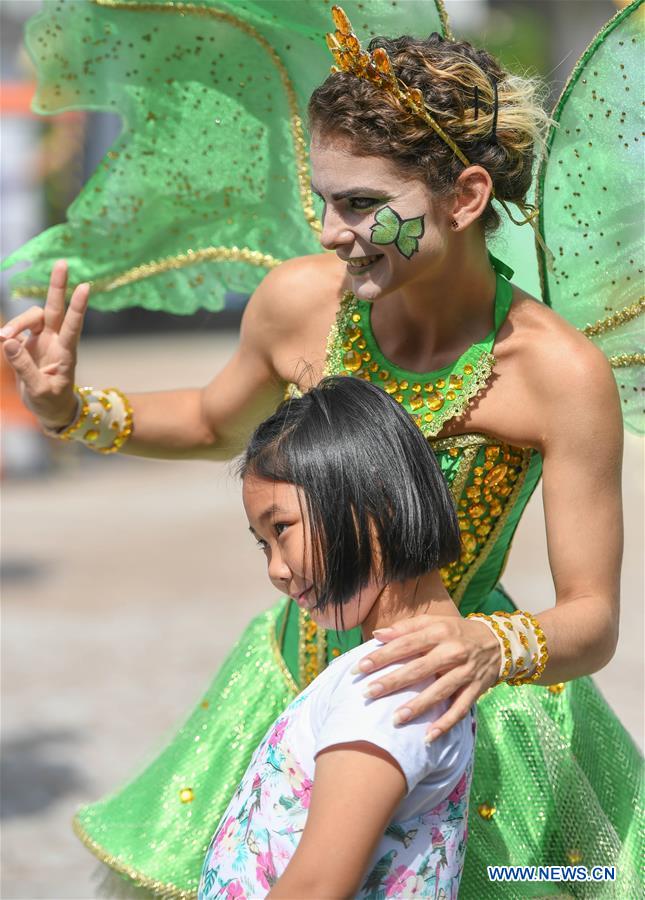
349, 197, 380, 211
275, 523, 288, 536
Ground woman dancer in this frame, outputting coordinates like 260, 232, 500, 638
1, 3, 641, 896
201, 375, 473, 899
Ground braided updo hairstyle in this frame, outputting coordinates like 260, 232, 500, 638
308, 33, 550, 233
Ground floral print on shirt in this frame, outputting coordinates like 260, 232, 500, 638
199, 695, 473, 899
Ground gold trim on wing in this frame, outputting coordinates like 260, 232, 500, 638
452, 449, 532, 607
11, 246, 282, 300
435, 0, 454, 41
92, 0, 321, 234
583, 297, 644, 337
609, 352, 645, 368
72, 815, 198, 900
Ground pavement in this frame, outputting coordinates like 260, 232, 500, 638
2, 332, 643, 899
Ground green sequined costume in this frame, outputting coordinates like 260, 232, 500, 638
3, 1, 643, 897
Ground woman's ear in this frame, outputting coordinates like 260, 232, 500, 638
450, 166, 493, 231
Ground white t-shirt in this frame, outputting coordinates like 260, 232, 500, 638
200, 639, 475, 899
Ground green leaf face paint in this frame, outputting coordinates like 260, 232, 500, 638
370, 206, 425, 259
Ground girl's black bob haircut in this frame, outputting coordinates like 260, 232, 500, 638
239, 376, 460, 619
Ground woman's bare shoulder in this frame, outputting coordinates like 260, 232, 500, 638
239, 254, 348, 382
250, 253, 347, 327
503, 289, 616, 404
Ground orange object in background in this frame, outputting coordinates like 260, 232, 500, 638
0, 349, 51, 478
0, 81, 36, 116
0, 348, 39, 429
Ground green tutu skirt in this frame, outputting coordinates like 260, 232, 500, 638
75, 597, 643, 899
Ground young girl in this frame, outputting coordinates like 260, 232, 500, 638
199, 376, 474, 900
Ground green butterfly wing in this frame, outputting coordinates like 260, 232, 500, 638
396, 215, 425, 258
2, 0, 448, 314
370, 206, 401, 245
536, 0, 644, 434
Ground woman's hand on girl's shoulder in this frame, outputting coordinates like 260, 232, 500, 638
354, 615, 501, 742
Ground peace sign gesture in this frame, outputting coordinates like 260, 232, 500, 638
0, 260, 90, 430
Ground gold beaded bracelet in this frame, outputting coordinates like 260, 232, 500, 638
505, 610, 549, 685
467, 612, 513, 683
45, 385, 133, 454
467, 610, 549, 686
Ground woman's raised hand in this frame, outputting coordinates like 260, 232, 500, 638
356, 615, 502, 742
0, 260, 90, 430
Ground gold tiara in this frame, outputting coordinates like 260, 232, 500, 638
326, 5, 470, 168
325, 6, 540, 230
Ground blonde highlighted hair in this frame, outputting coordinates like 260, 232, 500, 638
309, 33, 551, 232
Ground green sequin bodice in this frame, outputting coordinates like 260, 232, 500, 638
281, 260, 543, 687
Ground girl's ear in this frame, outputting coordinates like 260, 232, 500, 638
450, 166, 493, 230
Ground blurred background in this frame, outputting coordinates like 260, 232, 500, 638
1, 1, 642, 897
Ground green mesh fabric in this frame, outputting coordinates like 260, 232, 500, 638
536, 0, 644, 434
465, 678, 643, 898
1, 0, 448, 313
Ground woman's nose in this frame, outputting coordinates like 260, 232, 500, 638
319, 207, 354, 252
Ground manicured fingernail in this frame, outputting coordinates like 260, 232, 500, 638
393, 707, 412, 726
351, 658, 373, 675
0, 328, 9, 338
425, 728, 442, 745
351, 659, 372, 674
372, 627, 393, 639
362, 681, 383, 699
